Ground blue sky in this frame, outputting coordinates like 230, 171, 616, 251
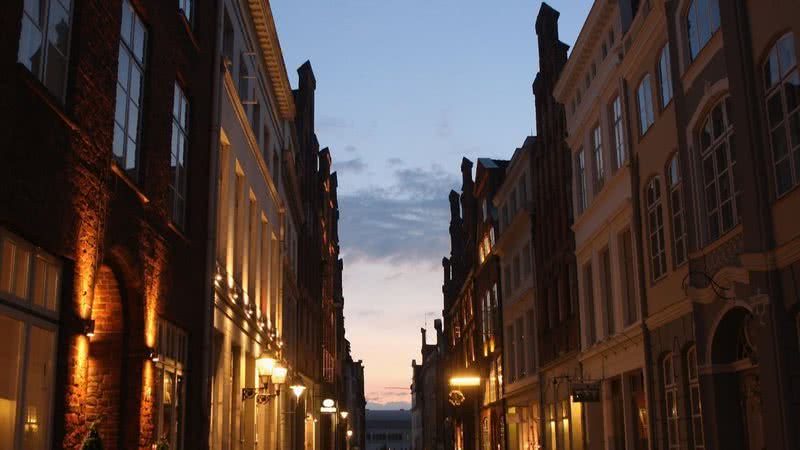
272, 0, 592, 409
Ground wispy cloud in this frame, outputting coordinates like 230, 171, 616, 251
345, 144, 358, 153
335, 157, 368, 174
317, 115, 352, 131
338, 164, 458, 265
387, 157, 404, 166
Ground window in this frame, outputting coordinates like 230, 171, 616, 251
18, 0, 72, 98
667, 156, 687, 265
113, 0, 147, 181
515, 317, 525, 377
576, 149, 587, 213
0, 230, 60, 450
507, 324, 516, 383
178, 0, 192, 24
526, 309, 536, 371
646, 178, 667, 280
611, 96, 626, 169
600, 248, 615, 336
687, 0, 720, 60
169, 83, 189, 228
764, 34, 799, 196
637, 74, 655, 134
582, 263, 596, 346
619, 229, 639, 326
663, 354, 679, 450
699, 97, 738, 241
222, 11, 233, 62
658, 45, 673, 108
687, 346, 704, 450
155, 319, 188, 450
592, 125, 605, 190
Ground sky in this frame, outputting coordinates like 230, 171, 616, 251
271, 0, 592, 410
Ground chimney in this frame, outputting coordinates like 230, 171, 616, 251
421, 328, 427, 347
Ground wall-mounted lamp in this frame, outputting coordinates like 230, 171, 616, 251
81, 318, 95, 338
346, 430, 353, 439
290, 379, 307, 398
146, 347, 159, 362
244, 355, 284, 405
340, 411, 349, 420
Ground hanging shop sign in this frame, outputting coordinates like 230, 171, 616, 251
571, 382, 601, 402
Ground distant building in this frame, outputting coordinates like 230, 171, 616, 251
411, 320, 446, 450
366, 410, 412, 450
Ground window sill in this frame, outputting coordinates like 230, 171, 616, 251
179, 11, 201, 52
111, 163, 150, 205
17, 64, 79, 133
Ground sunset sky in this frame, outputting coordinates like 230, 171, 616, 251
272, 0, 592, 409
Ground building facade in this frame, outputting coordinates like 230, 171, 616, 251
366, 410, 413, 450
1, 0, 217, 448
1, 1, 364, 449
411, 321, 446, 450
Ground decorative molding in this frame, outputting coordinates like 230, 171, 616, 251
645, 297, 692, 329
740, 233, 800, 271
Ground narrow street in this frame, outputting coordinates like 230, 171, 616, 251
1, 1, 799, 450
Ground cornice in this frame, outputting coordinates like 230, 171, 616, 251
247, 0, 296, 119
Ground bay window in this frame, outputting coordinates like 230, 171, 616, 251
17, 0, 72, 99
764, 34, 799, 196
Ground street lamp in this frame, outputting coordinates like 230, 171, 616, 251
339, 411, 349, 420
289, 380, 307, 399
243, 354, 285, 405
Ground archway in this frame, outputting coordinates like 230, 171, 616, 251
89, 265, 126, 450
709, 307, 764, 450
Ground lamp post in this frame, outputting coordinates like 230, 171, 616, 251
242, 354, 286, 404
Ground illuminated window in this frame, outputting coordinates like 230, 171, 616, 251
764, 34, 799, 196
699, 97, 738, 241
687, 0, 720, 60
17, 0, 72, 99
667, 156, 687, 265
646, 177, 667, 280
0, 230, 61, 315
113, 0, 148, 181
155, 319, 188, 450
169, 83, 190, 228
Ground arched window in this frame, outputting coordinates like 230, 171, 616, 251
686, 0, 721, 60
667, 155, 687, 265
658, 45, 673, 108
699, 97, 738, 241
764, 34, 799, 196
646, 178, 667, 280
686, 346, 705, 450
663, 354, 679, 450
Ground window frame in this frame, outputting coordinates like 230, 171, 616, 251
169, 82, 190, 229
592, 124, 605, 191
576, 149, 588, 213
17, 0, 74, 100
155, 318, 189, 450
178, 0, 193, 26
666, 154, 688, 266
686, 346, 704, 450
0, 229, 62, 318
663, 353, 679, 450
686, 0, 721, 61
763, 33, 799, 197
611, 96, 626, 170
113, 0, 148, 182
646, 177, 667, 281
637, 74, 655, 135
658, 44, 674, 109
698, 97, 739, 242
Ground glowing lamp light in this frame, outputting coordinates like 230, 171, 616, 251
340, 411, 349, 420
256, 356, 277, 378
82, 318, 95, 338
347, 430, 353, 438
290, 383, 307, 398
321, 398, 337, 413
271, 366, 288, 385
449, 376, 481, 387
147, 347, 159, 362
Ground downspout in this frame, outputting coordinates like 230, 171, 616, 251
203, 0, 224, 447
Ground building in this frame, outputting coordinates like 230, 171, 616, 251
411, 321, 446, 450
528, 5, 581, 450
342, 350, 367, 450
493, 138, 540, 450
366, 410, 412, 450
1, 0, 217, 448
552, 1, 650, 449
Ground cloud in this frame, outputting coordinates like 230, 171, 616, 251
345, 144, 358, 153
317, 115, 352, 131
355, 309, 383, 318
338, 164, 459, 265
366, 401, 412, 411
387, 157, 404, 166
335, 157, 367, 174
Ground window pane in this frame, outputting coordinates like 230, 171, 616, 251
161, 370, 175, 445
786, 73, 800, 112
1, 240, 14, 294
31, 257, 48, 308
24, 0, 43, 20
768, 93, 785, 127
778, 36, 797, 76
19, 15, 44, 76
121, 1, 133, 45
0, 314, 24, 449
22, 326, 55, 450
14, 247, 31, 299
45, 264, 59, 312
790, 112, 800, 148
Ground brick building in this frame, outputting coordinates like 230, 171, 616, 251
0, 0, 216, 448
